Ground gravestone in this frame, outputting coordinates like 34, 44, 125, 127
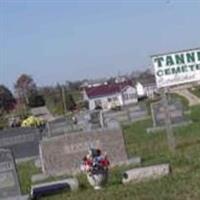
103, 104, 148, 125
47, 111, 104, 137
89, 110, 103, 129
147, 99, 190, 133
40, 127, 128, 176
128, 104, 148, 122
0, 128, 43, 160
151, 100, 186, 127
0, 149, 21, 199
76, 110, 104, 131
47, 117, 82, 137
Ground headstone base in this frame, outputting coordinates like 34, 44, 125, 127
146, 120, 192, 133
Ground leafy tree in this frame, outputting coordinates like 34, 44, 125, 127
15, 74, 37, 104
39, 85, 64, 115
66, 81, 82, 91
65, 93, 76, 111
28, 94, 45, 108
39, 85, 77, 115
0, 85, 16, 113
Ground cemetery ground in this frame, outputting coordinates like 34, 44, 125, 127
190, 86, 200, 98
16, 103, 200, 200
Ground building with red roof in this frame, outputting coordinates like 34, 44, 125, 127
83, 81, 138, 110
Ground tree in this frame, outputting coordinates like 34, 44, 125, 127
66, 81, 82, 91
0, 85, 16, 113
15, 74, 37, 105
65, 93, 76, 111
28, 94, 45, 108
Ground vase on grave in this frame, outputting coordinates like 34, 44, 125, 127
80, 149, 110, 190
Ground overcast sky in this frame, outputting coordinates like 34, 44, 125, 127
1, 0, 200, 89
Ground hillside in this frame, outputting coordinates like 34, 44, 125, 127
17, 103, 200, 200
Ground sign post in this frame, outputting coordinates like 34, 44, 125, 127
151, 48, 200, 152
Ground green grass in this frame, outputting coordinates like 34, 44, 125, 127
189, 86, 200, 98
140, 92, 189, 116
168, 93, 189, 110
17, 161, 41, 194
69, 90, 82, 102
0, 115, 7, 130
17, 105, 200, 200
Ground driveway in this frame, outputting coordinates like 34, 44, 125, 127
172, 89, 200, 106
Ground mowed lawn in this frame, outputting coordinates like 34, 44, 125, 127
190, 86, 200, 98
17, 105, 200, 200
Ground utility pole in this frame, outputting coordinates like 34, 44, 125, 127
162, 88, 176, 152
61, 85, 67, 116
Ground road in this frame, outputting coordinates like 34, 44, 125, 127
172, 89, 200, 106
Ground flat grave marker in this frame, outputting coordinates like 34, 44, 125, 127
0, 148, 21, 199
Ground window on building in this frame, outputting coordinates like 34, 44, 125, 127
129, 93, 136, 99
123, 93, 129, 100
107, 98, 112, 102
94, 99, 102, 109
123, 93, 136, 100
112, 96, 118, 101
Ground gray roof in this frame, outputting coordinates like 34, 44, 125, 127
31, 106, 54, 121
136, 74, 156, 86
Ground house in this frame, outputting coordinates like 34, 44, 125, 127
135, 74, 158, 99
80, 78, 108, 89
83, 81, 138, 110
114, 75, 129, 84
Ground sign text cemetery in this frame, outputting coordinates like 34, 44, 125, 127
152, 48, 200, 88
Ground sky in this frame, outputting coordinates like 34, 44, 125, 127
0, 0, 200, 90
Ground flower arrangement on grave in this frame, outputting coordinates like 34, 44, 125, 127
80, 149, 110, 190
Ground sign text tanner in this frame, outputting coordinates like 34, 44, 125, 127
152, 48, 200, 88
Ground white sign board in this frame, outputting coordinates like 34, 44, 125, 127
152, 48, 200, 88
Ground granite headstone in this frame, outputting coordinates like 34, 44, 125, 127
0, 149, 21, 199
40, 127, 128, 176
151, 100, 186, 127
0, 127, 43, 160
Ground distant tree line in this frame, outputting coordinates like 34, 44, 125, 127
0, 68, 153, 126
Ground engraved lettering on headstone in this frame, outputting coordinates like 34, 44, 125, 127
40, 128, 128, 176
64, 140, 101, 154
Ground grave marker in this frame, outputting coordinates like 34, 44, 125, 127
151, 100, 186, 127
0, 127, 43, 160
0, 149, 21, 199
40, 128, 128, 176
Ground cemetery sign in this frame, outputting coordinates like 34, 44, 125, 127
152, 48, 200, 88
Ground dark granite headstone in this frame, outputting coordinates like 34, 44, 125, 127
0, 128, 43, 160
0, 149, 21, 199
40, 127, 128, 176
89, 110, 103, 129
75, 110, 103, 131
103, 105, 148, 125
47, 117, 82, 137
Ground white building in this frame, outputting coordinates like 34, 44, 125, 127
135, 74, 158, 99
83, 81, 138, 111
